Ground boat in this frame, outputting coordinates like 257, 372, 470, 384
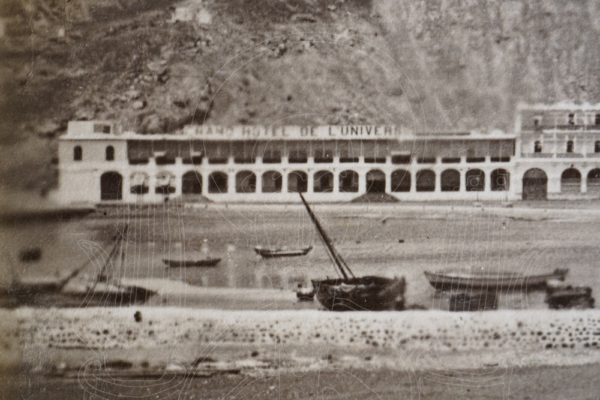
163, 258, 221, 268
448, 291, 498, 312
295, 284, 315, 301
545, 279, 594, 309
1, 225, 156, 308
423, 268, 568, 291
298, 193, 406, 311
254, 246, 313, 258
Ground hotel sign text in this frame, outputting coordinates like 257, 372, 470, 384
183, 125, 403, 140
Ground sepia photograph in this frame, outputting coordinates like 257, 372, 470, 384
1, 0, 600, 398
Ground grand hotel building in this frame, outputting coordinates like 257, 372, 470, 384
53, 103, 600, 204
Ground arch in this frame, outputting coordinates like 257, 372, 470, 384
182, 171, 202, 194
100, 172, 122, 201
391, 169, 411, 192
314, 170, 333, 193
130, 172, 149, 195
73, 146, 82, 161
288, 171, 307, 193
588, 169, 600, 194
416, 170, 435, 192
522, 168, 547, 200
105, 145, 115, 161
339, 170, 359, 192
208, 171, 228, 193
561, 168, 581, 193
235, 170, 256, 193
366, 169, 386, 193
491, 169, 510, 191
441, 169, 460, 192
466, 169, 485, 192
262, 171, 282, 193
156, 171, 176, 195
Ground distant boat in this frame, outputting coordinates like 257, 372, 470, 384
163, 258, 221, 268
299, 193, 406, 311
254, 246, 312, 258
1, 225, 156, 308
424, 268, 568, 291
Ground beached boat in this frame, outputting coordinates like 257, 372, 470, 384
254, 246, 312, 258
163, 258, 221, 268
448, 291, 498, 311
545, 279, 594, 309
1, 225, 156, 308
424, 268, 568, 291
299, 193, 406, 311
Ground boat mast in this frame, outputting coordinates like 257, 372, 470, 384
299, 193, 355, 280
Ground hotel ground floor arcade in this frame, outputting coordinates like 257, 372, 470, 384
91, 157, 516, 203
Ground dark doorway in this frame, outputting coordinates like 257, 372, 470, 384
366, 170, 386, 193
522, 168, 547, 200
100, 172, 123, 201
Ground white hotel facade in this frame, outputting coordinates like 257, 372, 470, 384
53, 103, 600, 204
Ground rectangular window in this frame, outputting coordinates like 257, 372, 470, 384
466, 157, 485, 163
595, 114, 600, 126
314, 148, 334, 163
566, 140, 574, 153
441, 157, 461, 164
534, 141, 542, 153
568, 113, 575, 125
288, 144, 308, 163
533, 116, 542, 128
93, 123, 111, 134
417, 157, 436, 164
208, 157, 228, 164
155, 155, 175, 165
491, 156, 511, 162
263, 149, 281, 164
365, 157, 386, 163
391, 154, 411, 164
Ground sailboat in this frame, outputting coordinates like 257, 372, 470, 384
299, 193, 406, 311
163, 239, 221, 267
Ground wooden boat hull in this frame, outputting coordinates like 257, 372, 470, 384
255, 246, 312, 258
311, 276, 405, 311
0, 285, 156, 308
424, 269, 568, 291
163, 258, 221, 268
449, 291, 498, 311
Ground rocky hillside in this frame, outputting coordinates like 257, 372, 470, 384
1, 0, 599, 193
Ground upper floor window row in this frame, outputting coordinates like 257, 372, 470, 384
532, 113, 600, 127
73, 145, 115, 161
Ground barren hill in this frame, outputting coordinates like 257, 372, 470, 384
1, 0, 599, 192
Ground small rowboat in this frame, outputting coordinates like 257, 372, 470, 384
254, 246, 312, 258
424, 268, 568, 291
163, 258, 221, 268
311, 276, 405, 311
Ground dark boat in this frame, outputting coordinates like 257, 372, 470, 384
1, 225, 156, 308
163, 258, 221, 268
299, 193, 406, 311
423, 268, 568, 291
254, 246, 312, 258
448, 291, 498, 312
545, 280, 594, 309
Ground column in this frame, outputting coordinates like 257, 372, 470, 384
256, 171, 263, 193
385, 171, 392, 193
332, 170, 340, 193
410, 170, 416, 192
174, 157, 183, 196
281, 171, 288, 193
227, 171, 235, 194
484, 169, 492, 192
358, 172, 366, 194
307, 171, 314, 193
582, 172, 588, 194
434, 171, 441, 192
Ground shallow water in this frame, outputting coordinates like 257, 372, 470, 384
1, 203, 599, 310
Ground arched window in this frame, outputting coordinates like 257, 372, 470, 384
73, 146, 82, 161
587, 169, 600, 194
236, 171, 256, 193
566, 140, 574, 153
313, 171, 333, 193
391, 169, 411, 192
105, 146, 115, 161
262, 171, 282, 193
491, 169, 510, 191
182, 171, 202, 194
560, 168, 581, 193
366, 169, 386, 193
208, 172, 228, 193
339, 170, 359, 193
466, 169, 485, 192
416, 170, 435, 192
288, 171, 307, 193
441, 169, 460, 192
534, 141, 542, 153
522, 168, 548, 200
